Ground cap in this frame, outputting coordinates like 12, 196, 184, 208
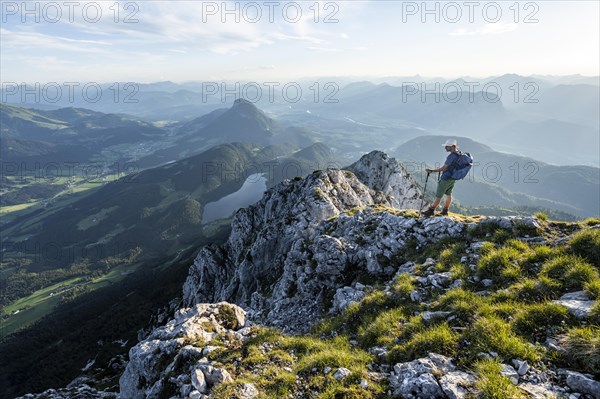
442, 139, 457, 147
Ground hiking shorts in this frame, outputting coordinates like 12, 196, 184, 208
436, 178, 456, 198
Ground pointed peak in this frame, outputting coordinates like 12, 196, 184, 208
232, 98, 257, 108
228, 98, 264, 117
358, 150, 390, 162
347, 151, 422, 209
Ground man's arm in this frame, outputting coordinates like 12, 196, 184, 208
426, 153, 458, 173
425, 164, 449, 173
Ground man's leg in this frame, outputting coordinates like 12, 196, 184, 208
439, 195, 452, 216
422, 196, 441, 216
424, 180, 446, 216
444, 195, 452, 210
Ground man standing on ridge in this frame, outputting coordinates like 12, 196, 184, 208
422, 139, 460, 217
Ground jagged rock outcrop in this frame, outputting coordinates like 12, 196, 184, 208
119, 302, 249, 399
347, 150, 422, 209
183, 151, 429, 332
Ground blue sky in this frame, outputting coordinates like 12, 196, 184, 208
1, 1, 598, 83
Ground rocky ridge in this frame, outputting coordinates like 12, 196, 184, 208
183, 151, 424, 332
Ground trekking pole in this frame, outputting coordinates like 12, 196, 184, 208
419, 171, 431, 216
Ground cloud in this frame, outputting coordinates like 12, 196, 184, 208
1, 1, 345, 59
481, 22, 518, 35
0, 28, 111, 53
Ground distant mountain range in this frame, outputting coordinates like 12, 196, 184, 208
1, 105, 163, 143
315, 82, 508, 137
1, 100, 318, 171
0, 104, 164, 166
3, 75, 597, 170
2, 74, 596, 123
133, 99, 316, 167
488, 119, 599, 166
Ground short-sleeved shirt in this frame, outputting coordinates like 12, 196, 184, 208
440, 152, 460, 180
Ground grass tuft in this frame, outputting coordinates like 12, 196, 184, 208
388, 323, 459, 364
568, 228, 600, 267
432, 288, 483, 325
358, 307, 405, 347
559, 326, 600, 377
581, 218, 600, 226
512, 302, 573, 340
477, 246, 523, 285
534, 212, 548, 222
501, 277, 561, 302
390, 273, 416, 302
584, 279, 600, 299
474, 358, 525, 399
540, 255, 599, 292
464, 316, 540, 363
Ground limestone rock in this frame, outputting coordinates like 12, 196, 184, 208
428, 272, 453, 288
239, 383, 259, 399
422, 311, 452, 322
439, 371, 477, 399
500, 363, 519, 384
191, 367, 207, 393
512, 359, 530, 376
390, 353, 456, 398
563, 370, 600, 398
331, 285, 366, 313
346, 150, 422, 210
119, 303, 245, 399
14, 385, 117, 399
553, 291, 595, 319
334, 367, 352, 381
519, 382, 567, 399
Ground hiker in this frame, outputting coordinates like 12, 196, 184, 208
422, 139, 461, 217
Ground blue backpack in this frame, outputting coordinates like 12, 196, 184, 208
449, 151, 473, 180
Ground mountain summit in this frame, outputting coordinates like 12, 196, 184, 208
231, 97, 259, 111
179, 98, 312, 147
194, 98, 275, 144
348, 150, 421, 209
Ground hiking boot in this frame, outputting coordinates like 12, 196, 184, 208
422, 207, 435, 217
440, 208, 449, 216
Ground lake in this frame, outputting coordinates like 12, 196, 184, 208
201, 173, 267, 224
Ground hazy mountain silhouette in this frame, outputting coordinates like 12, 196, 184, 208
0, 104, 164, 164
489, 119, 599, 166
